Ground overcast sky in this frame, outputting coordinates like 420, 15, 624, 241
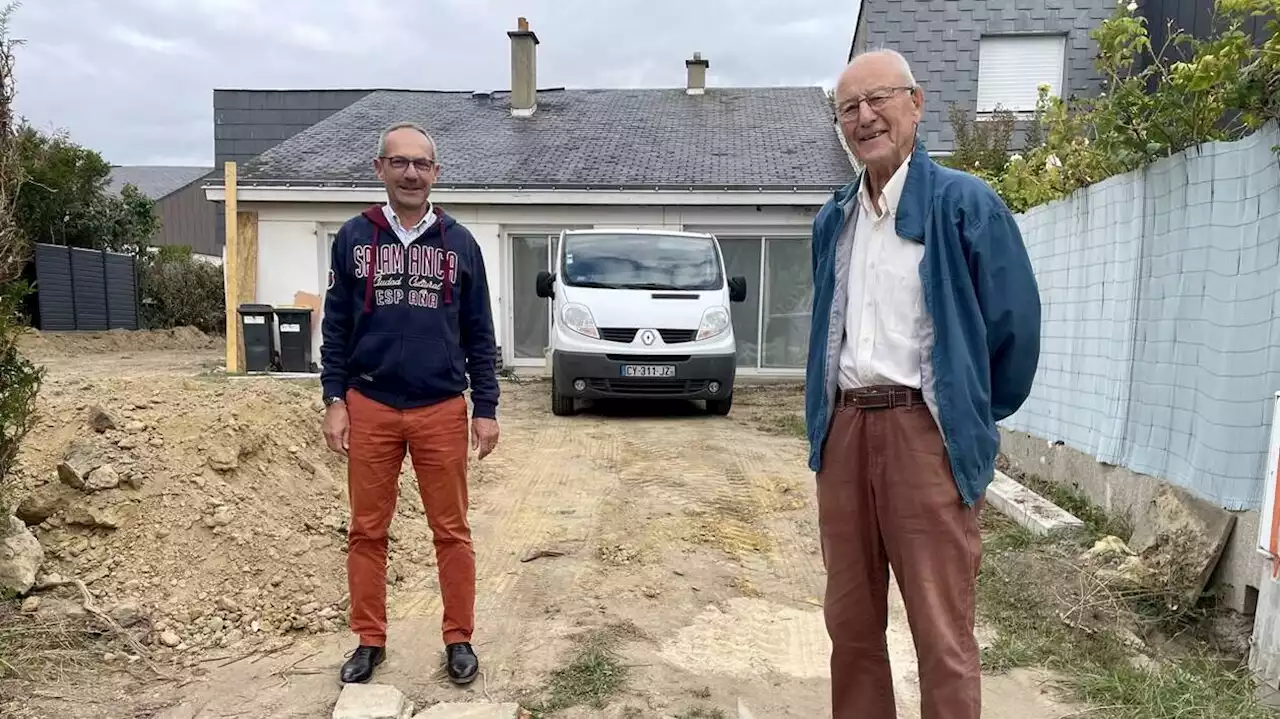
10, 0, 860, 167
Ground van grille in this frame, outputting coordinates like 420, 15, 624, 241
597, 328, 697, 344
659, 329, 697, 343
599, 328, 637, 343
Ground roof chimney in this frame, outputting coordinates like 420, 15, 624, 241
685, 52, 709, 95
508, 17, 539, 117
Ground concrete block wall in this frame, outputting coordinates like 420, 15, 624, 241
1003, 122, 1280, 514
997, 122, 1280, 613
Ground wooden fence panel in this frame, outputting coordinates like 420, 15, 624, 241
31, 243, 139, 331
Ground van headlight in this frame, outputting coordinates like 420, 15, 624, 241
696, 306, 730, 340
561, 303, 599, 339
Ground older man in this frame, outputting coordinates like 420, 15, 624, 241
320, 122, 500, 685
804, 50, 1041, 718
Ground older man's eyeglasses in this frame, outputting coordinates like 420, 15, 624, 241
380, 156, 436, 172
835, 86, 915, 121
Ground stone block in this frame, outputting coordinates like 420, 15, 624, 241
987, 471, 1085, 537
332, 683, 413, 719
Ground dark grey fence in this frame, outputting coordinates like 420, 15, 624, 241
29, 243, 139, 331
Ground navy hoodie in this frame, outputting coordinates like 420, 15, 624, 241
320, 205, 499, 419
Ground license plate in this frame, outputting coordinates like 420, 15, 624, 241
620, 364, 675, 378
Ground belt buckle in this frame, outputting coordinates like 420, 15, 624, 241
851, 386, 891, 410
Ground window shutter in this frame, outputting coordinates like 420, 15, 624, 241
976, 34, 1066, 113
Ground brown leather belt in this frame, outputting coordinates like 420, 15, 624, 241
837, 384, 925, 410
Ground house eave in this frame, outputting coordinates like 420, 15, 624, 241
202, 183, 843, 206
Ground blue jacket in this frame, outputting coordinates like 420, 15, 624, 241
804, 141, 1041, 505
320, 205, 499, 418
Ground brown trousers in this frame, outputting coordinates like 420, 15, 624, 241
345, 389, 475, 648
817, 391, 983, 719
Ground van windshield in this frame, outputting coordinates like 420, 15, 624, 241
559, 233, 723, 291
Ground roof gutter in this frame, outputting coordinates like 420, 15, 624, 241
201, 184, 840, 206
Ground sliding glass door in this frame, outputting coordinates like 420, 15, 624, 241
718, 236, 813, 370
510, 234, 555, 361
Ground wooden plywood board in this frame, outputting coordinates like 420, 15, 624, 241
233, 210, 259, 372
223, 161, 238, 372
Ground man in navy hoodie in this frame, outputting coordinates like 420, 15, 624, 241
319, 122, 499, 686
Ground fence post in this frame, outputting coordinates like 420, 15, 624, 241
65, 245, 78, 331
99, 247, 112, 329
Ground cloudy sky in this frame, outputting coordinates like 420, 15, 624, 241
10, 0, 860, 167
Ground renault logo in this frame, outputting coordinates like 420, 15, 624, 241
640, 330, 656, 346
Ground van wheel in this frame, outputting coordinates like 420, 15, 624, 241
551, 380, 576, 416
706, 395, 732, 416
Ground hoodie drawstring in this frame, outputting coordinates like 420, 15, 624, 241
363, 225, 380, 314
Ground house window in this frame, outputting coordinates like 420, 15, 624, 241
718, 236, 812, 370
976, 34, 1066, 114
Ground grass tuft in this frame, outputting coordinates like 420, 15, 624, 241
530, 627, 630, 715
673, 708, 728, 719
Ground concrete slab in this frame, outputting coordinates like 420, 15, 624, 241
412, 704, 520, 719
987, 470, 1085, 537
1129, 482, 1236, 610
332, 683, 414, 719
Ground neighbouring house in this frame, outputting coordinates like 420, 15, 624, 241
203, 18, 857, 377
848, 0, 1274, 155
849, 0, 1119, 154
106, 165, 220, 262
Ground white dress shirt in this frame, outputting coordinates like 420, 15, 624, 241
837, 156, 931, 390
381, 202, 436, 246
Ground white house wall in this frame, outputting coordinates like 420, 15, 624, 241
240, 200, 822, 374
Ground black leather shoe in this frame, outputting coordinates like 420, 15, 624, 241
445, 642, 478, 685
340, 645, 385, 683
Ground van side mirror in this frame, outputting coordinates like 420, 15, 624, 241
728, 276, 747, 303
535, 270, 556, 299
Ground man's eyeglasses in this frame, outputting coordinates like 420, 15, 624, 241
835, 86, 915, 121
380, 156, 436, 172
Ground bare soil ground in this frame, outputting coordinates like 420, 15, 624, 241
1, 333, 1080, 718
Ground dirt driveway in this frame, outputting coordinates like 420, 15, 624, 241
5, 340, 1075, 718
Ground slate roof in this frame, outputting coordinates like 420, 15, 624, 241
234, 87, 855, 190
107, 165, 214, 199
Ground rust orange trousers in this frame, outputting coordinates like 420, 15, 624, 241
344, 388, 474, 648
817, 391, 984, 719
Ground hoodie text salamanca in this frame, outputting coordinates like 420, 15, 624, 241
319, 205, 500, 419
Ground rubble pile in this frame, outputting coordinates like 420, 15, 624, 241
4, 370, 439, 664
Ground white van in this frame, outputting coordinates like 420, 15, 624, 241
534, 228, 747, 416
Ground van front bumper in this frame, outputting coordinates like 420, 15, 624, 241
551, 350, 736, 400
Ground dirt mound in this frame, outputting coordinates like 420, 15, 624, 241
8, 370, 438, 665
17, 327, 221, 357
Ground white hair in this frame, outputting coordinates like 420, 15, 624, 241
847, 48, 917, 87
376, 122, 438, 162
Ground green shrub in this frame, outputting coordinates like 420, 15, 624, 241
139, 247, 226, 335
0, 281, 42, 519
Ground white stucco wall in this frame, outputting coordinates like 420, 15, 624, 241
240, 200, 821, 373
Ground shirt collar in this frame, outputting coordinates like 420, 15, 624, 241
857, 154, 910, 218
382, 202, 434, 232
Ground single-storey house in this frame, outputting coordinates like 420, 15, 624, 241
107, 165, 220, 261
204, 18, 856, 377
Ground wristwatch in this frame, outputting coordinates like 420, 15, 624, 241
323, 395, 345, 407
